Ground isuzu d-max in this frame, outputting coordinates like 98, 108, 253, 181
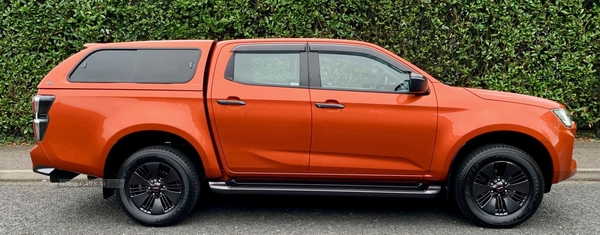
30, 38, 577, 227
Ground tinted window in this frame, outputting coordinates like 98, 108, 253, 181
70, 50, 136, 82
232, 53, 301, 86
70, 49, 201, 83
318, 53, 410, 92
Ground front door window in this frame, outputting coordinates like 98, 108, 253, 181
318, 53, 410, 92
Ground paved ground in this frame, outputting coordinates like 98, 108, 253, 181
1, 141, 598, 180
0, 145, 35, 170
0, 145, 53, 181
573, 141, 600, 169
0, 181, 598, 234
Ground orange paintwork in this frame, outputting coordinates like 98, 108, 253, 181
32, 40, 222, 178
209, 42, 312, 173
308, 89, 437, 177
30, 38, 576, 186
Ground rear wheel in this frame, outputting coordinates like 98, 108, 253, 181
453, 144, 544, 228
116, 146, 201, 226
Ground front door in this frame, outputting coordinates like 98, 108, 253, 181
210, 43, 311, 173
307, 43, 438, 176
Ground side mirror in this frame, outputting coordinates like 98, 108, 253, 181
409, 73, 429, 95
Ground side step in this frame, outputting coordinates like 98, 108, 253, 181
208, 180, 441, 198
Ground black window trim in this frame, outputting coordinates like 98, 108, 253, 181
308, 51, 320, 88
308, 44, 413, 72
308, 43, 413, 94
231, 43, 307, 52
68, 48, 202, 84
224, 43, 309, 88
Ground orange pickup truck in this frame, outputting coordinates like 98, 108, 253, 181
30, 38, 577, 227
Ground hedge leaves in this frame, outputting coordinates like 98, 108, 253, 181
1, 0, 599, 142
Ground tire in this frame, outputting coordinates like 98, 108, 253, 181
453, 144, 544, 228
116, 146, 201, 226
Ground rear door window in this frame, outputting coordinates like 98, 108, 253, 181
227, 52, 301, 87
69, 49, 201, 83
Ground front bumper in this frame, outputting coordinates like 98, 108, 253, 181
552, 122, 578, 183
556, 159, 577, 182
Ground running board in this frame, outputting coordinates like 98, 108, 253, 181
208, 180, 441, 198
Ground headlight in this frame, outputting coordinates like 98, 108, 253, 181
552, 108, 572, 128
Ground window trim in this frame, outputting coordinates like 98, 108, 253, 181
67, 48, 202, 84
308, 45, 412, 94
308, 44, 413, 73
231, 43, 307, 52
309, 85, 412, 94
223, 47, 309, 88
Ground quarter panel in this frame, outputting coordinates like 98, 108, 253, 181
39, 89, 221, 178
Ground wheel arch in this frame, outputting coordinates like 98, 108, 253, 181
445, 130, 554, 194
100, 125, 220, 198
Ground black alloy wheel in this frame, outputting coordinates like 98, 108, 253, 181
128, 162, 183, 215
116, 146, 201, 226
471, 161, 531, 216
453, 144, 544, 228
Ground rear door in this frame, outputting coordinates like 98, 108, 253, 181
307, 43, 438, 176
209, 42, 311, 173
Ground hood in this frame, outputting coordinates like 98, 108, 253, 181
465, 88, 563, 109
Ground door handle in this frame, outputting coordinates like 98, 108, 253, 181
217, 99, 246, 105
315, 103, 345, 109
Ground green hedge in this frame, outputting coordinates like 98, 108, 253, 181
1, 0, 599, 142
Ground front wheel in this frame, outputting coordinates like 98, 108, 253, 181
453, 144, 544, 228
116, 146, 201, 226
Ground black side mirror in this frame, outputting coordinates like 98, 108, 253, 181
409, 73, 429, 95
